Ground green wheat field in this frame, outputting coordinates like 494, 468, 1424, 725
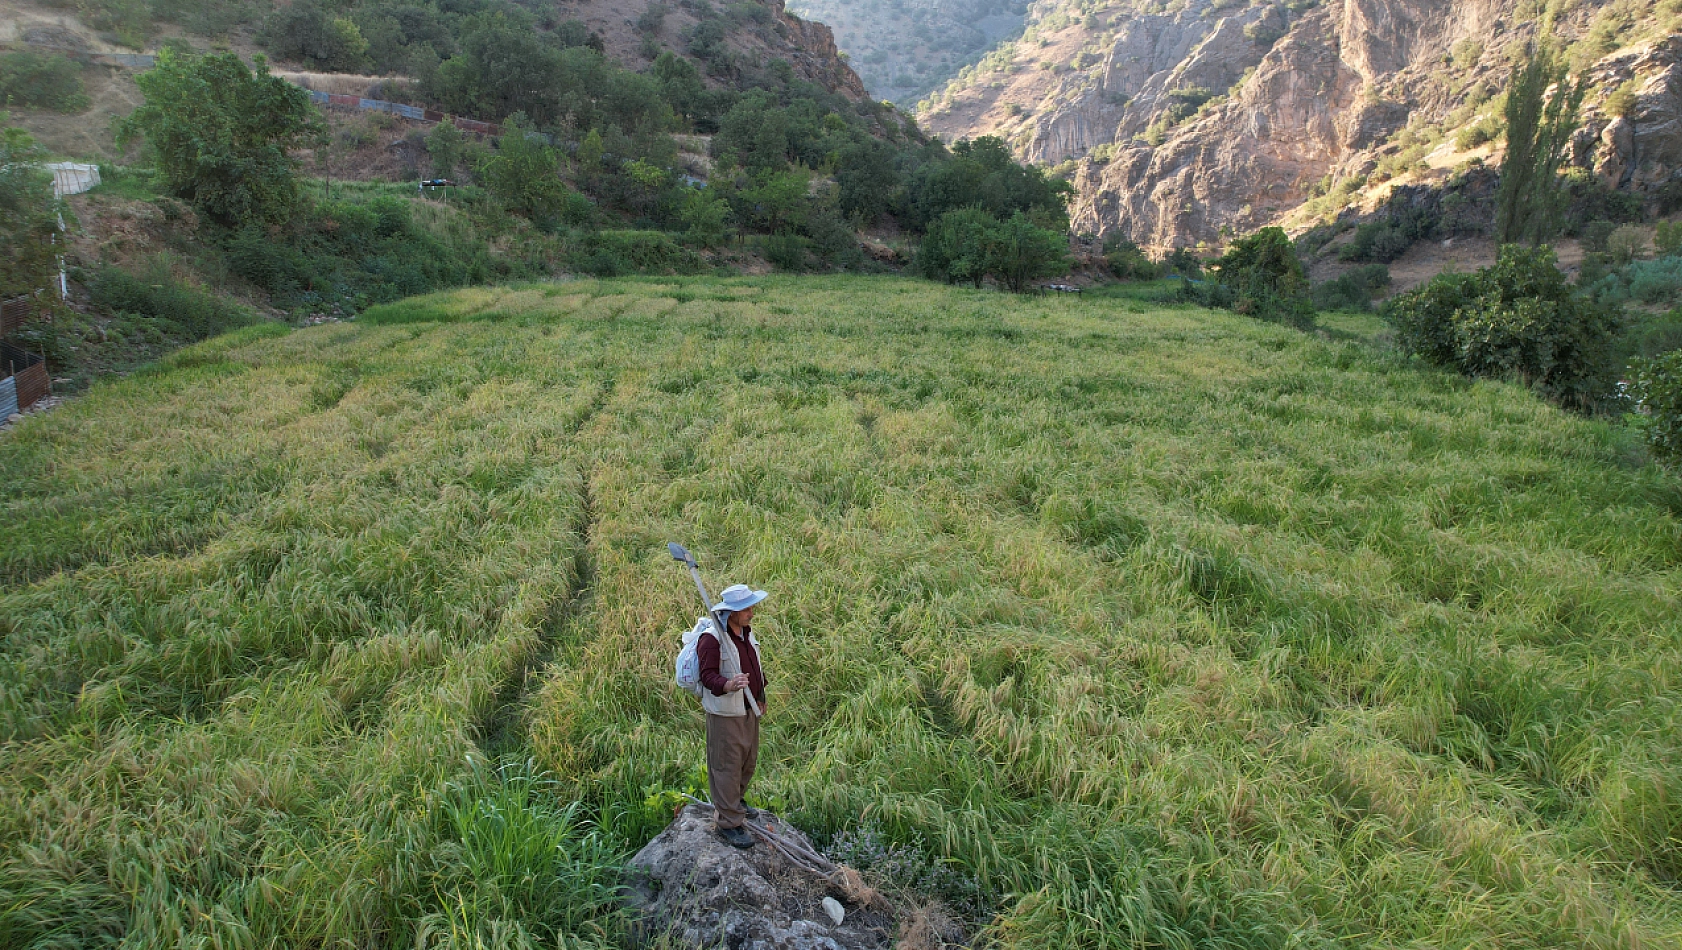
1, 276, 1679, 948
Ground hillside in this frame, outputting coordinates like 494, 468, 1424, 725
918, 0, 1682, 250
0, 0, 866, 161
785, 0, 1027, 104
2, 276, 1679, 946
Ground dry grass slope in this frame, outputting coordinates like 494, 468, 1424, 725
0, 276, 1679, 948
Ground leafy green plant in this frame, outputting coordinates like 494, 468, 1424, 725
1495, 44, 1586, 245
1387, 244, 1619, 408
1311, 264, 1391, 312
1630, 349, 1682, 467
1580, 220, 1617, 253
89, 263, 256, 341
1201, 227, 1315, 328
479, 120, 571, 220
0, 120, 62, 298
119, 49, 325, 226
1608, 224, 1649, 265
0, 51, 90, 112
1656, 220, 1682, 256
1103, 237, 1162, 281
424, 761, 627, 945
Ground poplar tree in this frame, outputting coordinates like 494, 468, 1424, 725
1495, 44, 1585, 246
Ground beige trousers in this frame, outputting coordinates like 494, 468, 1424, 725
706, 712, 760, 830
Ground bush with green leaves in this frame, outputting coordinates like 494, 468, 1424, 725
986, 211, 1071, 292
1580, 220, 1617, 253
260, 1, 370, 72
576, 229, 704, 276
917, 207, 1069, 292
119, 50, 325, 226
1630, 350, 1682, 467
917, 206, 995, 286
0, 51, 90, 112
1311, 264, 1391, 312
478, 122, 571, 221
1657, 220, 1682, 256
1104, 237, 1162, 281
1200, 227, 1315, 328
224, 193, 512, 311
89, 263, 255, 341
679, 190, 732, 248
0, 121, 62, 298
1386, 244, 1619, 408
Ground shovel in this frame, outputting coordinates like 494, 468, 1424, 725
669, 542, 762, 717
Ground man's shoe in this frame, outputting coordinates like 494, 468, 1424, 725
718, 826, 755, 849
745, 807, 764, 820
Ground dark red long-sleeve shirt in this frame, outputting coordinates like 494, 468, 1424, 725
697, 624, 766, 706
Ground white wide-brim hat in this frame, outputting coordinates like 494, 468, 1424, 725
713, 583, 768, 614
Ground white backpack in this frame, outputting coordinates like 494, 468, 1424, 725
675, 615, 718, 699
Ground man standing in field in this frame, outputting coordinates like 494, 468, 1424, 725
697, 583, 769, 849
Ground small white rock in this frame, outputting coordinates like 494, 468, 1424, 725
821, 896, 844, 926
6, 414, 21, 424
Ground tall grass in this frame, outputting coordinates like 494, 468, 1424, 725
1, 276, 1678, 947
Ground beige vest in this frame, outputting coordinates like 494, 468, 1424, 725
701, 627, 761, 717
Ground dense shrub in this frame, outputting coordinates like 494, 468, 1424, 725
89, 264, 256, 341
917, 207, 1069, 291
1337, 205, 1433, 264
0, 51, 89, 112
578, 229, 704, 276
1580, 220, 1616, 253
0, 121, 61, 298
1104, 237, 1162, 281
1386, 244, 1619, 408
224, 194, 508, 311
119, 50, 324, 226
1311, 264, 1391, 312
1588, 256, 1682, 308
1198, 227, 1315, 328
1630, 350, 1682, 467
260, 1, 371, 72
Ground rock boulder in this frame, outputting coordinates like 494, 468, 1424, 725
627, 806, 903, 950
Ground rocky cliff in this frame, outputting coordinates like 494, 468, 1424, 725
919, 0, 1682, 249
785, 0, 1026, 104
573, 0, 868, 101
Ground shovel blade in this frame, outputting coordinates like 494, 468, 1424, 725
667, 541, 695, 565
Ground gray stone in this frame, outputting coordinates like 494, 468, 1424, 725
626, 806, 895, 949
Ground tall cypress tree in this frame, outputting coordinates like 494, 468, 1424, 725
1494, 44, 1586, 246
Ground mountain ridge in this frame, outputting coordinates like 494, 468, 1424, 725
916, 0, 1682, 250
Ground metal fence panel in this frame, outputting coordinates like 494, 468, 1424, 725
0, 377, 16, 420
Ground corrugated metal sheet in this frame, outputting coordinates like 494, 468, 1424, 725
0, 377, 17, 420
1, 298, 29, 337
12, 363, 48, 410
309, 90, 330, 104
394, 104, 425, 120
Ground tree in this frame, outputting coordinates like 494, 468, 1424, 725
0, 51, 90, 112
1495, 44, 1585, 246
1386, 245, 1618, 409
479, 119, 569, 219
426, 119, 462, 179
680, 189, 732, 248
0, 119, 62, 298
740, 169, 809, 234
918, 207, 995, 286
119, 50, 325, 226
429, 16, 561, 125
261, 1, 371, 72
835, 138, 899, 226
1209, 227, 1307, 299
984, 211, 1071, 293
